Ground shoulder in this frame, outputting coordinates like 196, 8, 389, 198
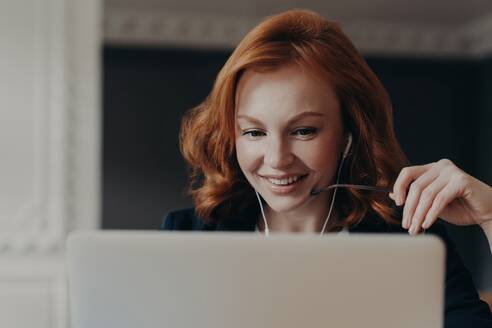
160, 207, 217, 231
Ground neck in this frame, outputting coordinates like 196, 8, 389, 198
259, 190, 338, 233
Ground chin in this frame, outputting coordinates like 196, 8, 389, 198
261, 193, 309, 213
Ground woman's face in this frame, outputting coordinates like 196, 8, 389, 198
235, 64, 345, 213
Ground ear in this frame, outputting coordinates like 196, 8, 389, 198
342, 132, 352, 159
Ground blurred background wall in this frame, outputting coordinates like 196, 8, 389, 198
2, 0, 492, 327
102, 0, 492, 293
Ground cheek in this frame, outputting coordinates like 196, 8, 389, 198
293, 139, 340, 173
235, 139, 262, 174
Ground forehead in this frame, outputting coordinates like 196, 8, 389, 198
235, 64, 340, 120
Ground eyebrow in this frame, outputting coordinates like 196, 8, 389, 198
236, 111, 327, 125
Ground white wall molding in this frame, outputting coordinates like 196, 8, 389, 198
65, 0, 102, 233
105, 9, 255, 50
0, 0, 101, 250
461, 12, 492, 58
342, 20, 466, 58
0, 0, 102, 255
0, 257, 67, 328
104, 6, 492, 58
0, 0, 67, 255
1, 0, 101, 325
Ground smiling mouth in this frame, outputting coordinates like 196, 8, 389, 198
261, 174, 309, 186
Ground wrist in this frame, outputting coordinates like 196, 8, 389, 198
475, 181, 492, 226
480, 220, 492, 249
480, 219, 492, 233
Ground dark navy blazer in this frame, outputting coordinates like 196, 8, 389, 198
160, 206, 492, 327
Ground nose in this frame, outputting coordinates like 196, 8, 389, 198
264, 136, 294, 169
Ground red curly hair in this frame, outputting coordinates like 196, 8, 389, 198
180, 9, 409, 228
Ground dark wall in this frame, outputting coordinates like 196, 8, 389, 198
102, 47, 491, 289
366, 57, 479, 172
476, 58, 492, 288
103, 48, 231, 230
477, 58, 492, 185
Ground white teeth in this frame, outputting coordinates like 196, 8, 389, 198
267, 175, 301, 185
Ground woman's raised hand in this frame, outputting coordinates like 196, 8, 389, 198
389, 159, 492, 236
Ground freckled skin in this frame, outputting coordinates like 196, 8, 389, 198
234, 64, 347, 232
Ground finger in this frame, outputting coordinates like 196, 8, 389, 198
393, 164, 433, 207
402, 167, 439, 229
408, 175, 448, 235
421, 176, 464, 229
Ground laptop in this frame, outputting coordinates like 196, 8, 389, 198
66, 231, 445, 328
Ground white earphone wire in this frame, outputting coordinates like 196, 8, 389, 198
255, 190, 269, 236
319, 155, 345, 235
320, 133, 351, 234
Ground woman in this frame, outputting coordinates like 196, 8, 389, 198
161, 9, 492, 326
